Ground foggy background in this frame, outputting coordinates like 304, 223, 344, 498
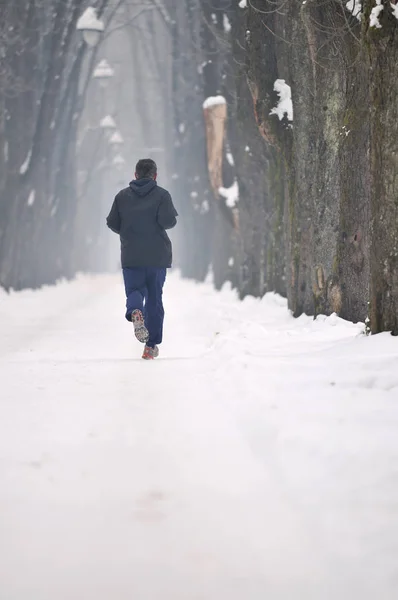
1, 0, 398, 333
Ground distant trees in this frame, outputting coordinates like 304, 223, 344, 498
167, 0, 214, 283
0, 0, 110, 290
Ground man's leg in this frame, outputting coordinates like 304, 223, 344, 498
122, 267, 147, 321
122, 268, 149, 344
145, 268, 167, 348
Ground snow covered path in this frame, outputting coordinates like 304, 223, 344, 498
1, 273, 398, 600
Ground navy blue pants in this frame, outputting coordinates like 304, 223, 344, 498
122, 267, 167, 348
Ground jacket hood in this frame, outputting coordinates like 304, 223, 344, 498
129, 178, 157, 197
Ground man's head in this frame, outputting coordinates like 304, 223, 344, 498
135, 158, 157, 180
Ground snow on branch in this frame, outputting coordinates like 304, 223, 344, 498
239, 0, 248, 7
150, 0, 173, 26
370, 0, 384, 28
19, 150, 32, 175
76, 7, 105, 32
392, 2, 398, 20
219, 180, 239, 208
27, 190, 35, 207
93, 60, 114, 79
100, 115, 116, 129
270, 79, 293, 122
110, 131, 124, 144
345, 0, 362, 21
223, 14, 232, 32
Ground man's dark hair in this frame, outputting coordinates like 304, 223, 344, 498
135, 158, 157, 180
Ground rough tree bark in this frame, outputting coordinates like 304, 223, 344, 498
364, 0, 398, 334
239, 0, 371, 322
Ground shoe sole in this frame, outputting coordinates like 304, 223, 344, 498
131, 310, 149, 344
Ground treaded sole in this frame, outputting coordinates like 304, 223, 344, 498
131, 310, 149, 344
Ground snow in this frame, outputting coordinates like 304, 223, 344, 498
109, 130, 124, 144
76, 7, 104, 32
370, 0, 384, 27
203, 95, 227, 110
19, 150, 32, 175
1, 273, 398, 599
26, 189, 35, 207
150, 0, 173, 25
392, 2, 398, 19
346, 0, 362, 20
100, 115, 116, 129
226, 151, 235, 166
239, 0, 247, 7
223, 14, 232, 32
219, 179, 239, 207
340, 125, 351, 137
93, 59, 114, 79
200, 199, 209, 213
112, 154, 125, 166
270, 79, 293, 122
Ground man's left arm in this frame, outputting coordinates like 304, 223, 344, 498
106, 197, 121, 234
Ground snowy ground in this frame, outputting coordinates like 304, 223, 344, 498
0, 271, 398, 600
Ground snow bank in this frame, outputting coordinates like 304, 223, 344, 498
1, 274, 398, 599
270, 79, 293, 122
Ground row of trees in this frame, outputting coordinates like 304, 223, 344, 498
170, 0, 398, 334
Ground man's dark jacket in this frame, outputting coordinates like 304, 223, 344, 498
106, 179, 178, 268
